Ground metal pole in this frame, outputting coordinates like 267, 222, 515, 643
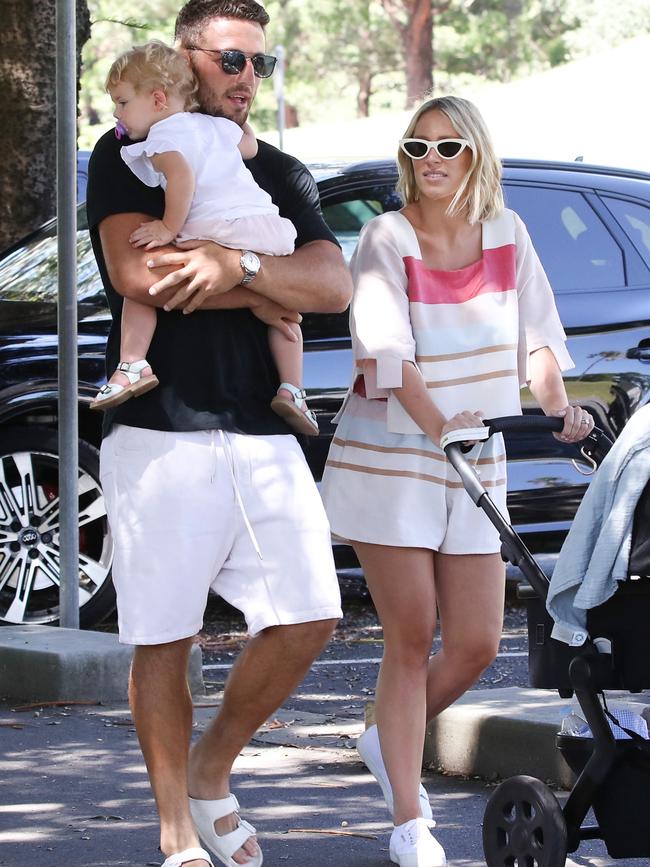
274, 44, 285, 152
56, 0, 80, 628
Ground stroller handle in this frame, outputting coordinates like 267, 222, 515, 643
483, 415, 563, 435
442, 414, 614, 600
443, 415, 613, 506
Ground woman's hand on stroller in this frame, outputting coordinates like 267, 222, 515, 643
439, 410, 486, 448
548, 405, 595, 443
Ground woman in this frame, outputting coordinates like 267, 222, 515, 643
320, 96, 593, 867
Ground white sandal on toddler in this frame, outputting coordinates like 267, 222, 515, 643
357, 724, 433, 822
270, 381, 319, 436
390, 818, 447, 867
90, 359, 159, 411
161, 847, 213, 867
189, 793, 262, 867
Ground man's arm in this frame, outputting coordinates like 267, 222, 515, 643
145, 238, 352, 315
98, 212, 302, 339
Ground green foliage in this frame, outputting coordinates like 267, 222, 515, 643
436, 0, 580, 82
564, 0, 650, 55
80, 0, 178, 145
78, 0, 650, 150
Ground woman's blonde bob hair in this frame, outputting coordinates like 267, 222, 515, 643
396, 95, 503, 224
105, 40, 199, 112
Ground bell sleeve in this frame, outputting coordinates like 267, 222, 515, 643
120, 115, 191, 188
349, 215, 416, 398
514, 211, 574, 385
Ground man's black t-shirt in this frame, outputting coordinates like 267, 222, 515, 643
86, 129, 338, 437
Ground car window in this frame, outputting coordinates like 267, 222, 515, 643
504, 185, 625, 291
322, 187, 403, 262
603, 197, 650, 271
0, 212, 106, 313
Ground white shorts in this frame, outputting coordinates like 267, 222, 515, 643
100, 426, 342, 645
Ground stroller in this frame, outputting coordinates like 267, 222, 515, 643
442, 415, 650, 866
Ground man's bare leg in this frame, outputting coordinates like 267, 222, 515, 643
188, 619, 337, 864
130, 638, 209, 867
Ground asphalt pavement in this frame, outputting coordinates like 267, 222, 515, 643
1, 590, 649, 866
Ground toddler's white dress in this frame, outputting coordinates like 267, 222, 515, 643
121, 112, 296, 255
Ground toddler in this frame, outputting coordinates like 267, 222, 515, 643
91, 41, 318, 436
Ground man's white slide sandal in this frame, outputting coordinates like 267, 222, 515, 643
161, 847, 214, 867
189, 793, 263, 867
357, 725, 434, 823
90, 358, 159, 411
270, 381, 319, 436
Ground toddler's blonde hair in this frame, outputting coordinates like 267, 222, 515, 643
106, 40, 199, 112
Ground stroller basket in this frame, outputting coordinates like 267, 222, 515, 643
557, 733, 650, 858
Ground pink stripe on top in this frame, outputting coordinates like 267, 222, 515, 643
405, 244, 516, 305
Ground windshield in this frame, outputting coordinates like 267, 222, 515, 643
0, 206, 108, 322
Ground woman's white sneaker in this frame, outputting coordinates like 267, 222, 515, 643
356, 724, 433, 822
389, 818, 447, 867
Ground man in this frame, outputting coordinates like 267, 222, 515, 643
86, 2, 352, 865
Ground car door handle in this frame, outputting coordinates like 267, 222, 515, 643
626, 339, 650, 361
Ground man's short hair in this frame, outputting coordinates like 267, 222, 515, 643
175, 1, 270, 46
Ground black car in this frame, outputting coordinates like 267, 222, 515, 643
1, 158, 649, 627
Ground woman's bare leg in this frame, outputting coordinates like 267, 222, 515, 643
354, 542, 436, 826
425, 552, 505, 721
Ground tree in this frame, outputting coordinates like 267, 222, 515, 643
0, 1, 91, 250
80, 0, 178, 136
436, 0, 580, 82
380, 0, 434, 107
310, 0, 401, 117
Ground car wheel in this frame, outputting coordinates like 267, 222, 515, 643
0, 426, 115, 627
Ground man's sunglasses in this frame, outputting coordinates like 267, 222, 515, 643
399, 138, 471, 160
188, 47, 277, 79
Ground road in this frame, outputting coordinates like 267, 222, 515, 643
199, 576, 531, 719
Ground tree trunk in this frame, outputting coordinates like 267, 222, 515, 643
381, 0, 434, 109
357, 70, 373, 118
0, 0, 91, 250
285, 104, 299, 129
404, 0, 433, 107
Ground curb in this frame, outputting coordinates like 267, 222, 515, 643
366, 687, 650, 788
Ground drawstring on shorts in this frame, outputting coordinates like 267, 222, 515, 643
216, 429, 263, 560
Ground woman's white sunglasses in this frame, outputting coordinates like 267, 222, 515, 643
399, 138, 471, 160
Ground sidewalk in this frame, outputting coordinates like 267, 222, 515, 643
2, 687, 649, 866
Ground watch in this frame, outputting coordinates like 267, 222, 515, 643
239, 250, 261, 285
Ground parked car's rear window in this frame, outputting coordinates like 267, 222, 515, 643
603, 197, 650, 272
0, 230, 103, 306
0, 208, 105, 310
504, 185, 625, 292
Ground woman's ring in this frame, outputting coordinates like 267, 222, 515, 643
580, 417, 589, 425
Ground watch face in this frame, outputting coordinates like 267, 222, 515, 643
242, 251, 260, 272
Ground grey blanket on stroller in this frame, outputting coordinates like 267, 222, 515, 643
547, 404, 650, 646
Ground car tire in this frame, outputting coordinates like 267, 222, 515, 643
0, 426, 115, 627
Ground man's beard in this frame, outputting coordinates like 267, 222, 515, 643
194, 76, 250, 127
